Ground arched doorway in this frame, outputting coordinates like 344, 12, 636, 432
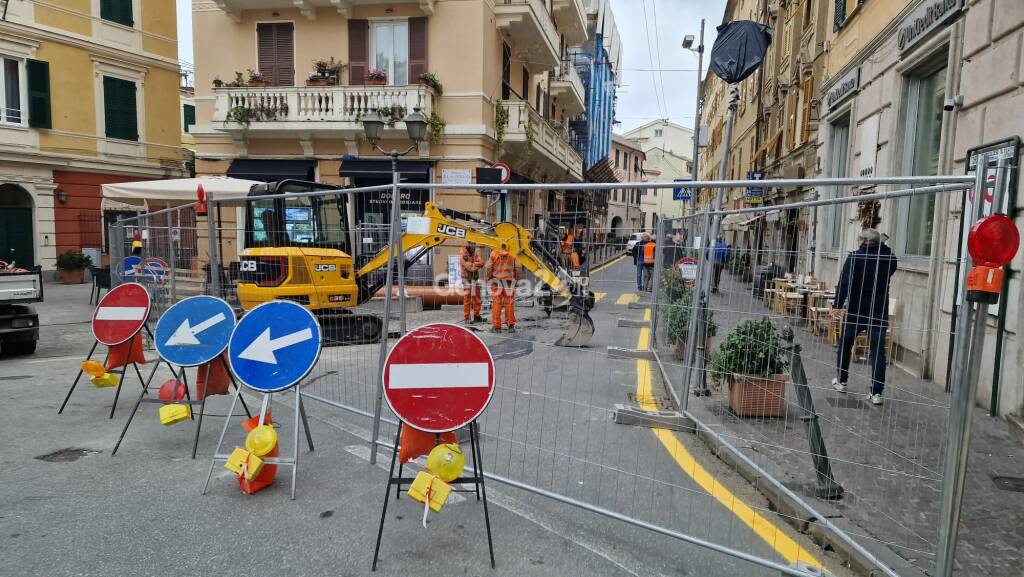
610, 215, 623, 237
0, 184, 34, 267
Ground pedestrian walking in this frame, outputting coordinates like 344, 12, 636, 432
642, 237, 656, 292
831, 228, 897, 406
460, 242, 484, 323
486, 243, 522, 333
633, 232, 650, 291
712, 237, 729, 293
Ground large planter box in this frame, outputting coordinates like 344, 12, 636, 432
728, 373, 788, 417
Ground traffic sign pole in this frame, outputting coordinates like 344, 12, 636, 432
205, 301, 321, 498
372, 323, 497, 570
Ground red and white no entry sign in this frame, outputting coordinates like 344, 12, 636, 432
383, 323, 495, 433
92, 282, 151, 346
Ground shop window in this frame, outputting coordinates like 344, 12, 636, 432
897, 65, 946, 256
828, 116, 850, 250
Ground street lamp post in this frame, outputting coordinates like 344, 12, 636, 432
683, 19, 705, 217
364, 108, 429, 464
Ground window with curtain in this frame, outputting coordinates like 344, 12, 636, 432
372, 20, 409, 85
899, 65, 946, 256
1, 57, 22, 125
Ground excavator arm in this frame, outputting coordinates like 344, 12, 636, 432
355, 202, 595, 346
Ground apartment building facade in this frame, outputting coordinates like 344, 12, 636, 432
623, 119, 693, 223
608, 133, 643, 235
191, 0, 601, 279
0, 0, 186, 271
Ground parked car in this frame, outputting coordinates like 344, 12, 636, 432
625, 232, 646, 252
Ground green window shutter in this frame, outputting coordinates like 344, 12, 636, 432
183, 104, 195, 133
101, 0, 133, 27
834, 0, 846, 29
103, 76, 138, 141
26, 59, 51, 129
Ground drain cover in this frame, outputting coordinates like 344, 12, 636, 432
992, 476, 1024, 492
35, 448, 100, 462
825, 397, 867, 409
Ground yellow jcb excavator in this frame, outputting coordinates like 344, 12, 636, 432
234, 180, 595, 346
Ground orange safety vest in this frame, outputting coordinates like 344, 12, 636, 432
561, 233, 575, 256
459, 247, 483, 281
643, 241, 656, 264
487, 250, 519, 281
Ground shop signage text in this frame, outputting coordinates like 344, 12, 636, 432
826, 68, 860, 110
897, 0, 962, 54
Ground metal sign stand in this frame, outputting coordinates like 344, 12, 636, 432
57, 327, 152, 419
111, 354, 253, 458
202, 385, 314, 500
371, 421, 495, 571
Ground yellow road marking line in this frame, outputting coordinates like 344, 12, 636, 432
591, 254, 626, 275
615, 293, 640, 306
594, 292, 607, 303
634, 309, 823, 568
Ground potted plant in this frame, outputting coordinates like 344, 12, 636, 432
708, 318, 789, 417
56, 250, 92, 285
417, 72, 443, 96
212, 76, 223, 88
247, 68, 269, 87
224, 71, 247, 88
307, 58, 344, 86
662, 287, 716, 360
366, 68, 387, 86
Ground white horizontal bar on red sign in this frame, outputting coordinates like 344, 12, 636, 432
96, 307, 147, 320
388, 363, 490, 389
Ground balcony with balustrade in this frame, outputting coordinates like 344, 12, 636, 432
550, 62, 586, 117
494, 0, 561, 71
210, 84, 433, 138
500, 100, 583, 181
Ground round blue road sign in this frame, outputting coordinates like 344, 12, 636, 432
228, 301, 322, 392
155, 296, 236, 367
115, 256, 142, 281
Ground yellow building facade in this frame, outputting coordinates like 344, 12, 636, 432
0, 0, 187, 270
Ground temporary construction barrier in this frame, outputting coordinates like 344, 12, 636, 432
104, 164, 1010, 577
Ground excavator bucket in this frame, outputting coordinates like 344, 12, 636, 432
555, 311, 595, 347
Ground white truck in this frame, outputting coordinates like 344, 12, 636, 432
0, 266, 42, 355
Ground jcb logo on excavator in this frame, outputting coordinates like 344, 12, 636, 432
437, 224, 467, 238
315, 264, 337, 272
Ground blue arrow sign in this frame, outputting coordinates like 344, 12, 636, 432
115, 256, 142, 280
155, 296, 235, 367
228, 301, 322, 392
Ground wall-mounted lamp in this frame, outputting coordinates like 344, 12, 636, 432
55, 187, 67, 203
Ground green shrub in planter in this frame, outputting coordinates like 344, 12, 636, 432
661, 287, 717, 345
708, 318, 788, 384
56, 251, 92, 271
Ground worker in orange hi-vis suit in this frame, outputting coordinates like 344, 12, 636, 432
459, 242, 484, 323
561, 230, 580, 270
486, 244, 522, 333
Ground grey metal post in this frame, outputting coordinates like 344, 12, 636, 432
111, 220, 125, 287
650, 217, 665, 344
690, 19, 705, 191
680, 88, 738, 404
393, 154, 407, 334
206, 197, 221, 298
369, 155, 404, 464
934, 159, 992, 577
169, 209, 177, 302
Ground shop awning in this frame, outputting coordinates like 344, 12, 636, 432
227, 159, 315, 182
101, 176, 262, 203
719, 213, 748, 231
339, 160, 431, 178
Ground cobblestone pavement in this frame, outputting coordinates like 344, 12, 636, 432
656, 271, 1024, 577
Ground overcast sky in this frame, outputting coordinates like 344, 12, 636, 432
175, 0, 726, 131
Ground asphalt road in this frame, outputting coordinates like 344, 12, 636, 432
0, 270, 854, 577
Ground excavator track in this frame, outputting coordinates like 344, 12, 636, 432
316, 311, 383, 346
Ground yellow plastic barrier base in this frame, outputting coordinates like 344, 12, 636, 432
225, 447, 264, 481
91, 373, 120, 388
408, 471, 451, 513
159, 403, 192, 426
